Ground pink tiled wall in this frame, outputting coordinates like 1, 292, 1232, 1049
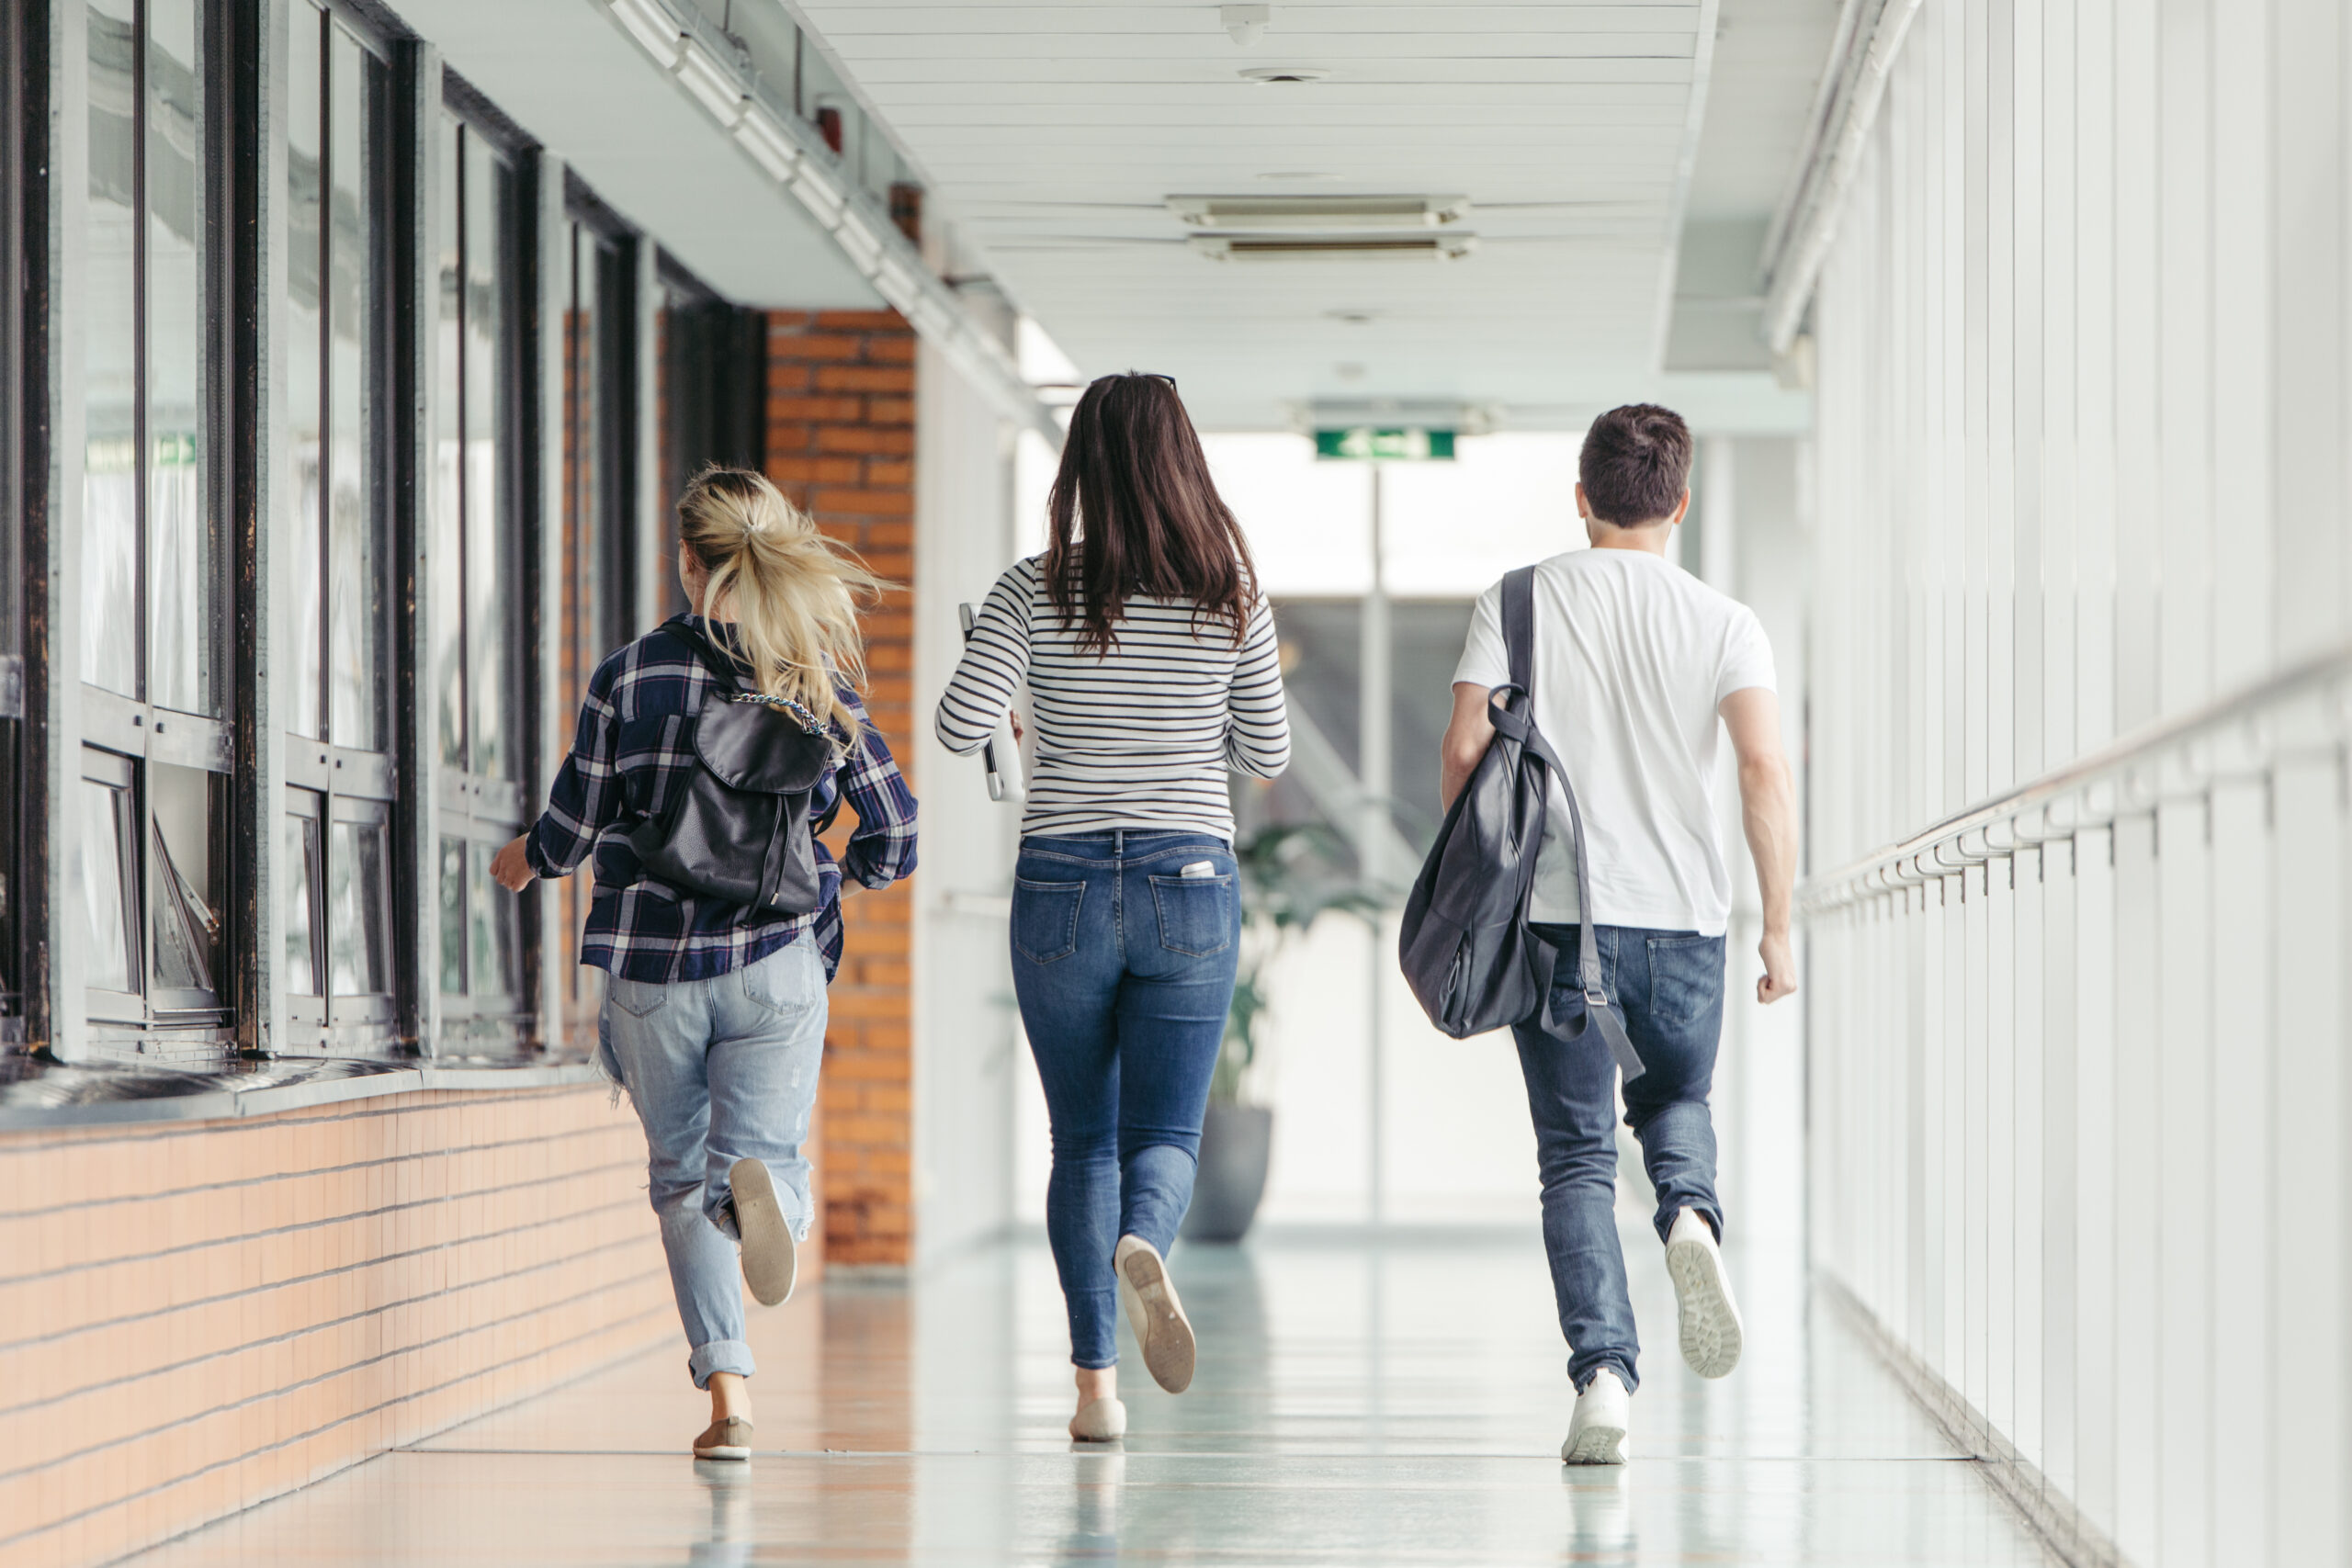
0, 1086, 684, 1568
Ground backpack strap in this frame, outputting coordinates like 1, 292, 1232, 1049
666, 615, 750, 694
1498, 568, 1645, 1080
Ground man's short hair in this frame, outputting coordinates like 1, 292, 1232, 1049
1579, 404, 1693, 526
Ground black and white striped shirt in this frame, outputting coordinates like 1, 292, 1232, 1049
935, 555, 1291, 840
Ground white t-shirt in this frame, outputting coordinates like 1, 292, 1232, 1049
1452, 547, 1775, 936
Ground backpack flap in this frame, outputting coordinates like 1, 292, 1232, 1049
694, 702, 834, 795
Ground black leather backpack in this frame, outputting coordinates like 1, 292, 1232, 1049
628, 618, 842, 915
1396, 567, 1645, 1078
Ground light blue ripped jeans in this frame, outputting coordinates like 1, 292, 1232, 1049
600, 940, 827, 1389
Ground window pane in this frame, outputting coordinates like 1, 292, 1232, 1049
146, 0, 217, 716
150, 762, 221, 997
283, 807, 321, 995
464, 137, 518, 781
286, 2, 324, 738
562, 224, 599, 719
467, 840, 520, 998
328, 818, 390, 995
83, 0, 138, 698
326, 28, 385, 750
435, 119, 464, 767
81, 777, 133, 991
437, 834, 466, 993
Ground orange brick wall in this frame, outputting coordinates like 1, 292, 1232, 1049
0, 1088, 673, 1568
764, 309, 918, 1268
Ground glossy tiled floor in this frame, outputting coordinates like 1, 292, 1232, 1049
123, 1224, 2056, 1566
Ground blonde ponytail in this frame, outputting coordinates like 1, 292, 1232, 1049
675, 466, 888, 739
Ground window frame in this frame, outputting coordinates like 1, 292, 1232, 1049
275, 0, 407, 1056
73, 0, 243, 1055
428, 79, 544, 1052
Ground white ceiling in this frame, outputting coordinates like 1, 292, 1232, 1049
392, 0, 880, 310
786, 0, 1819, 430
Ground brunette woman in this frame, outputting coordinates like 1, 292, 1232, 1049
936, 373, 1290, 1440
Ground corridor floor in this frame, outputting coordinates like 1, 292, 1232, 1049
121, 1226, 2056, 1566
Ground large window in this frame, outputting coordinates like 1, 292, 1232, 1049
557, 200, 637, 1039
281, 2, 398, 1053
656, 262, 765, 621
434, 107, 532, 1043
79, 0, 234, 1043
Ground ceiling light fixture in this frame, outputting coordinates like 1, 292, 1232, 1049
1169, 195, 1471, 231
1257, 171, 1343, 182
1238, 65, 1331, 85
1189, 233, 1476, 263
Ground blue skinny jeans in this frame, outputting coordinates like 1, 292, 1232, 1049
1010, 829, 1241, 1369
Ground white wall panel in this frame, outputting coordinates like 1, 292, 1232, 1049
1801, 2, 2352, 1562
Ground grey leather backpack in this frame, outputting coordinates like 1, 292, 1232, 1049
628, 618, 842, 915
1396, 567, 1645, 1078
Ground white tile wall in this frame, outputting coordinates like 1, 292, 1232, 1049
1801, 2, 2352, 1563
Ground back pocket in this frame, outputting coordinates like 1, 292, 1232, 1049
1149, 874, 1235, 957
1645, 934, 1724, 1030
1012, 878, 1086, 964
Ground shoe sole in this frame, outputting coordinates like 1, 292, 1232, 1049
1116, 1246, 1196, 1394
1667, 1234, 1743, 1379
730, 1158, 797, 1308
1562, 1423, 1627, 1464
693, 1444, 751, 1461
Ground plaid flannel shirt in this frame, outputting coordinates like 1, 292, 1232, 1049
524, 617, 919, 983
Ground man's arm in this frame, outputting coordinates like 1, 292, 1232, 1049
1439, 682, 1498, 813
1721, 686, 1798, 1004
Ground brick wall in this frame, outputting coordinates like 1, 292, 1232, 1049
0, 1087, 673, 1568
764, 310, 918, 1267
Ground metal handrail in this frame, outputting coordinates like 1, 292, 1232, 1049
1799, 642, 2352, 915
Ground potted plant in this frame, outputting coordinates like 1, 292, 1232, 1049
1182, 823, 1382, 1244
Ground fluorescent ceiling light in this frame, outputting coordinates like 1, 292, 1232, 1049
732, 108, 799, 181
833, 209, 884, 272
1189, 234, 1476, 263
1168, 195, 1471, 231
607, 0, 682, 67
673, 37, 746, 126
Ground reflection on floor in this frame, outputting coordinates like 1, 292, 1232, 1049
122, 1225, 2056, 1566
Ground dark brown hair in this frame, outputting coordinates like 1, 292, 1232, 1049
1044, 373, 1259, 654
1579, 403, 1694, 526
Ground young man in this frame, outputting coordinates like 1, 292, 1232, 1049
1441, 403, 1799, 1465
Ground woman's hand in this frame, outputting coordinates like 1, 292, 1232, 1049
490, 835, 537, 893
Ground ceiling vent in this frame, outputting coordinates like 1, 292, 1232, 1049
1168, 195, 1471, 231
1188, 233, 1477, 263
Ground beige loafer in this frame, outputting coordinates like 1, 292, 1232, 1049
693, 1416, 753, 1461
1114, 1235, 1196, 1393
1068, 1397, 1128, 1442
730, 1157, 797, 1307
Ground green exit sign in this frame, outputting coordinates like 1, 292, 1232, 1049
1314, 427, 1457, 461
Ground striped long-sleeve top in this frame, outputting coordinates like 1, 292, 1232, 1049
935, 555, 1291, 840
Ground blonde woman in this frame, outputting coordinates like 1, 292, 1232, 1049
492, 468, 918, 1461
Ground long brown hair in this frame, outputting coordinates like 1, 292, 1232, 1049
1043, 373, 1259, 655
675, 466, 887, 739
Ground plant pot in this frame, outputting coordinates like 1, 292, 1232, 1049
1181, 1102, 1274, 1244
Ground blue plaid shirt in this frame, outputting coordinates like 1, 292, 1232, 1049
524, 617, 920, 983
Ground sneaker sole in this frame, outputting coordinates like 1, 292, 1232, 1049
730, 1158, 797, 1308
693, 1443, 752, 1461
1667, 1234, 1743, 1379
1117, 1247, 1196, 1393
1562, 1423, 1627, 1465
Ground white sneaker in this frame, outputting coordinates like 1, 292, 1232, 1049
1114, 1235, 1197, 1393
1562, 1368, 1630, 1464
1666, 1206, 1743, 1378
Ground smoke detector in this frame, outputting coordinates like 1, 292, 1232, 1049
1239, 65, 1331, 85
1220, 5, 1269, 45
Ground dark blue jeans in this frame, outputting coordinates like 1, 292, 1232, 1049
1513, 923, 1727, 1395
1011, 829, 1242, 1369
